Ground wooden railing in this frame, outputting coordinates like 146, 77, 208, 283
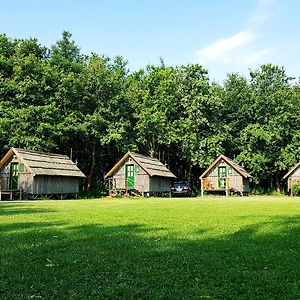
0, 175, 12, 191
0, 175, 23, 200
106, 177, 144, 196
200, 176, 232, 197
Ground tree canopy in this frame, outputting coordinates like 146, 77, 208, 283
0, 32, 299, 193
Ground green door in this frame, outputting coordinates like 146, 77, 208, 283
10, 163, 19, 190
125, 164, 135, 190
218, 166, 227, 189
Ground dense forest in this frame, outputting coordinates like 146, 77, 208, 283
1, 31, 300, 194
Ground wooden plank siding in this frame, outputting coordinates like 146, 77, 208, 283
32, 176, 80, 194
200, 155, 251, 196
204, 161, 245, 192
0, 148, 85, 198
105, 152, 176, 195
112, 157, 150, 192
283, 162, 300, 195
285, 169, 300, 191
149, 176, 172, 192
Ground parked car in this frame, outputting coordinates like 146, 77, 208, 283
171, 181, 192, 197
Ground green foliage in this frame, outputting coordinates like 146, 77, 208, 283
176, 64, 227, 168
291, 183, 300, 196
1, 32, 300, 191
233, 65, 300, 189
127, 65, 179, 157
50, 31, 82, 72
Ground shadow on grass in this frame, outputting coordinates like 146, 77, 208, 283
0, 216, 299, 299
0, 204, 58, 216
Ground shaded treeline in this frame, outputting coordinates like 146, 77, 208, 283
1, 31, 300, 192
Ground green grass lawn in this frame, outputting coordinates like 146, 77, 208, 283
1, 196, 300, 299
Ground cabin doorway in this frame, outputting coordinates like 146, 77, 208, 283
10, 162, 19, 190
218, 166, 227, 189
125, 164, 135, 190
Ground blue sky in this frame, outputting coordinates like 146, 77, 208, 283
0, 0, 299, 82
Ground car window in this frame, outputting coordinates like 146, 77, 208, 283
174, 182, 188, 186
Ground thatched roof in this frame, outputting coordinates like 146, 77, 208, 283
283, 162, 300, 180
200, 154, 251, 179
105, 151, 176, 178
0, 148, 85, 177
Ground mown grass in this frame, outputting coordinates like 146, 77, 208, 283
0, 196, 299, 299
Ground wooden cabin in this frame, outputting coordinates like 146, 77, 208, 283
283, 162, 300, 195
0, 148, 85, 200
105, 151, 176, 196
199, 155, 251, 196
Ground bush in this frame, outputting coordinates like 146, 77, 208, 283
78, 182, 108, 198
291, 183, 300, 196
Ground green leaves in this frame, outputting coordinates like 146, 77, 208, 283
126, 65, 179, 156
176, 64, 226, 168
233, 65, 300, 189
1, 32, 300, 190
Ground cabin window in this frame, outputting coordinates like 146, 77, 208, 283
135, 165, 140, 174
18, 163, 25, 172
228, 167, 232, 175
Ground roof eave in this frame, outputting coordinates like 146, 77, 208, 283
199, 154, 251, 179
199, 155, 223, 179
283, 162, 300, 180
104, 152, 131, 178
0, 148, 14, 169
150, 173, 176, 178
0, 148, 37, 176
12, 147, 37, 176
105, 151, 175, 179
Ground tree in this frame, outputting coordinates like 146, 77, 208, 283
220, 73, 253, 156
0, 36, 61, 152
127, 64, 179, 158
175, 64, 227, 180
237, 64, 298, 191
80, 54, 130, 188
50, 31, 82, 72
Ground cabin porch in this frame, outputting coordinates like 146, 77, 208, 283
0, 175, 23, 200
287, 177, 300, 196
200, 176, 244, 196
106, 177, 144, 196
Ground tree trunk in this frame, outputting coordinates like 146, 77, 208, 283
275, 173, 281, 193
87, 141, 96, 190
149, 148, 156, 158
187, 165, 193, 183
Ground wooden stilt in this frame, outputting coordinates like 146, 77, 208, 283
289, 179, 292, 196
225, 177, 229, 197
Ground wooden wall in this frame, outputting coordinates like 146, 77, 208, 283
19, 173, 34, 194
286, 167, 300, 190
0, 164, 10, 190
243, 177, 250, 192
149, 176, 172, 192
111, 157, 172, 193
112, 157, 150, 192
32, 176, 80, 194
204, 160, 249, 193
0, 157, 80, 194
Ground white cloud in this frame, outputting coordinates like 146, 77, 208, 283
237, 48, 272, 65
196, 30, 257, 64
248, 0, 275, 25
195, 0, 277, 68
